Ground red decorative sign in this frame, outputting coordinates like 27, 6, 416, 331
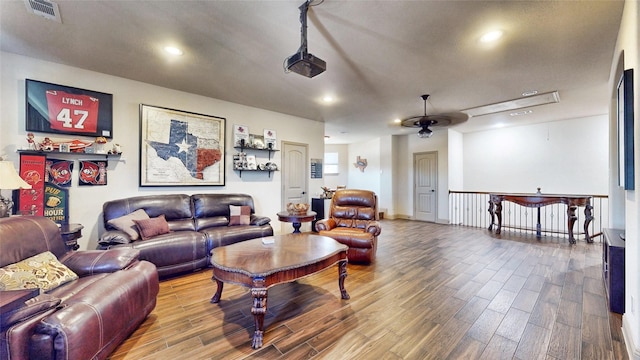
19, 154, 46, 216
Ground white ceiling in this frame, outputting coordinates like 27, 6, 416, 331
0, 0, 624, 144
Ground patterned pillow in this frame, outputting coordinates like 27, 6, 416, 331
107, 209, 149, 241
133, 215, 170, 240
0, 251, 79, 293
229, 205, 251, 226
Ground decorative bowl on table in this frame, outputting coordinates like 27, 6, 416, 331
286, 203, 310, 214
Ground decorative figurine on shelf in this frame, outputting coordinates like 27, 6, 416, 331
95, 137, 108, 154
109, 143, 122, 155
265, 162, 278, 171
26, 132, 37, 150
40, 137, 54, 151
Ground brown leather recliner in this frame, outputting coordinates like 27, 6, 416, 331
0, 216, 159, 360
315, 189, 381, 264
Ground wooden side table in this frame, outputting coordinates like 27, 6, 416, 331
277, 211, 316, 233
59, 223, 83, 250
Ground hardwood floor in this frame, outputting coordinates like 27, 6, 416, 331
109, 220, 628, 360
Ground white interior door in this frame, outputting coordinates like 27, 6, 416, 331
282, 142, 309, 230
414, 151, 437, 222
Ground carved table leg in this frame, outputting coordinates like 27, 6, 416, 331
584, 202, 593, 243
210, 279, 224, 303
250, 278, 267, 349
495, 201, 502, 234
567, 205, 577, 244
488, 200, 495, 231
536, 207, 542, 238
338, 260, 350, 300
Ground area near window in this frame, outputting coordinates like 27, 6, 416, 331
324, 152, 339, 175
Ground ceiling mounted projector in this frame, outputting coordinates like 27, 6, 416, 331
285, 0, 326, 78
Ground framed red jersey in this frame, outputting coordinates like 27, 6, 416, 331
26, 79, 113, 138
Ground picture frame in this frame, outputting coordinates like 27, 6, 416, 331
139, 104, 226, 186
617, 68, 634, 190
58, 143, 70, 152
26, 79, 113, 138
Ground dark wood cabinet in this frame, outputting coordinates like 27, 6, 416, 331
311, 198, 331, 232
603, 228, 625, 314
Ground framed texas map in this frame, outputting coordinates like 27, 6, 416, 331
139, 104, 226, 186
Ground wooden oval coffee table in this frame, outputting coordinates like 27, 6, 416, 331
210, 233, 349, 349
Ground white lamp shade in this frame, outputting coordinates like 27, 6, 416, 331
0, 161, 32, 190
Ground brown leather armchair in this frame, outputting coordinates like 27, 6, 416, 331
0, 216, 159, 360
315, 189, 381, 264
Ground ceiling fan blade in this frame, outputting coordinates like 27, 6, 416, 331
400, 95, 469, 133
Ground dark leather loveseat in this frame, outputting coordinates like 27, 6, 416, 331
98, 193, 273, 278
0, 216, 159, 360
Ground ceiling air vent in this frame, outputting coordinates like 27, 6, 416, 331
462, 91, 560, 117
24, 0, 62, 23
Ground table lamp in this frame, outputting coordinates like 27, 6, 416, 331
0, 160, 32, 217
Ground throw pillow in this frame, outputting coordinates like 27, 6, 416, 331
107, 209, 149, 241
229, 205, 251, 226
0, 251, 79, 293
133, 215, 170, 240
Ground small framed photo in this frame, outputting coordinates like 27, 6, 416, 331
59, 143, 70, 152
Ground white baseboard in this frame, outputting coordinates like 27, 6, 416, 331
623, 316, 640, 360
381, 215, 451, 224
387, 214, 412, 220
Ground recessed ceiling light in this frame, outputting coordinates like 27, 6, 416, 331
480, 30, 503, 43
393, 118, 401, 124
321, 95, 334, 103
164, 46, 183, 56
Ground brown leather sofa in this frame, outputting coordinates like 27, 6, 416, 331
99, 193, 273, 278
315, 189, 382, 264
0, 216, 159, 360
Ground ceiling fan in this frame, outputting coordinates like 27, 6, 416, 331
401, 95, 469, 138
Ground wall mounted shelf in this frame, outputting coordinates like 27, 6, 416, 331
232, 143, 278, 178
17, 150, 121, 159
233, 146, 278, 160
233, 168, 278, 178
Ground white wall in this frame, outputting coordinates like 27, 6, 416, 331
347, 137, 381, 195
395, 129, 450, 222
463, 116, 608, 194
0, 52, 325, 249
378, 135, 394, 217
610, 1, 640, 358
322, 144, 348, 192
448, 129, 464, 191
